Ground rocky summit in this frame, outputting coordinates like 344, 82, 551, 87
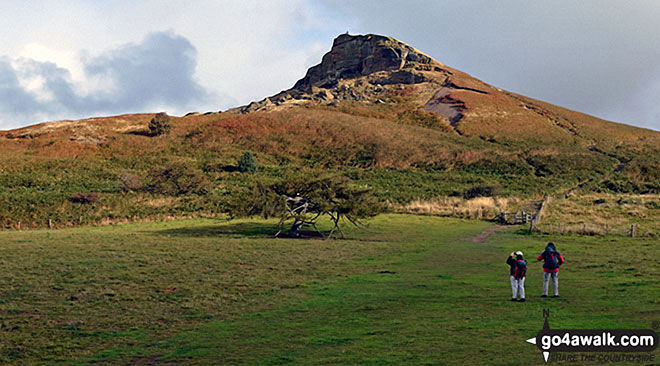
292, 34, 437, 91
228, 33, 455, 114
229, 33, 507, 129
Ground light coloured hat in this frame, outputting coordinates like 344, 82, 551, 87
515, 251, 523, 256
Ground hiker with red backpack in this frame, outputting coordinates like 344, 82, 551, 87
537, 242, 565, 297
507, 251, 527, 302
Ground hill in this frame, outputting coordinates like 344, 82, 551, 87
1, 33, 659, 230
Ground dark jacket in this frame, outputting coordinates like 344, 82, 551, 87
507, 256, 527, 278
537, 243, 564, 273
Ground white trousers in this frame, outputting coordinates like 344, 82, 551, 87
510, 276, 525, 299
543, 272, 559, 296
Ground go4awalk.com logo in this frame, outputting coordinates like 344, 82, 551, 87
525, 309, 658, 364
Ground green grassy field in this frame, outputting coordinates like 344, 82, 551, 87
0, 215, 658, 365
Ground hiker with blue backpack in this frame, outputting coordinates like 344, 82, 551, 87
507, 251, 527, 302
537, 242, 565, 297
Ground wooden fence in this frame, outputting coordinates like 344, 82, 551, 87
498, 196, 549, 227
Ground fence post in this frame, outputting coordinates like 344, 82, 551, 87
529, 219, 535, 233
630, 224, 636, 238
48, 219, 52, 229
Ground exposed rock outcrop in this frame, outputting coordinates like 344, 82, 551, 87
227, 33, 445, 114
227, 32, 497, 121
292, 34, 436, 92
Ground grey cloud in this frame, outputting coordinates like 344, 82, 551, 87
0, 32, 227, 129
0, 58, 46, 118
83, 32, 210, 112
19, 58, 81, 114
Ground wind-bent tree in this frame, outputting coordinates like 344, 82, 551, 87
229, 172, 381, 239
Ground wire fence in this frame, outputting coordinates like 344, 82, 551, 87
533, 222, 648, 238
500, 197, 654, 238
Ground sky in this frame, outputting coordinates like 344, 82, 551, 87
1, 1, 659, 131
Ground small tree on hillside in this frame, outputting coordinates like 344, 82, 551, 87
149, 112, 171, 136
237, 152, 258, 173
229, 171, 381, 238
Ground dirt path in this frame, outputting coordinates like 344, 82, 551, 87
464, 225, 509, 243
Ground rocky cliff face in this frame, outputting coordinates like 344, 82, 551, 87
292, 34, 437, 92
228, 33, 449, 114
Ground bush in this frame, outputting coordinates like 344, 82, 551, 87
463, 185, 499, 199
149, 112, 171, 136
237, 152, 258, 173
600, 178, 647, 194
70, 192, 100, 204
146, 163, 209, 195
119, 173, 143, 192
644, 201, 660, 209
617, 197, 642, 205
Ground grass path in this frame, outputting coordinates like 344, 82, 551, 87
462, 225, 509, 243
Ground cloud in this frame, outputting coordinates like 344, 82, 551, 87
0, 31, 228, 129
83, 31, 215, 113
0, 58, 45, 119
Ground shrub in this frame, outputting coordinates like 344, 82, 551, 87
119, 173, 143, 192
600, 179, 643, 194
237, 152, 259, 173
463, 185, 499, 199
148, 112, 171, 136
617, 197, 642, 205
185, 127, 205, 139
644, 201, 660, 209
70, 192, 100, 204
146, 163, 209, 195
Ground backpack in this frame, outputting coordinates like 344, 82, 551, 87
545, 251, 559, 270
513, 259, 527, 278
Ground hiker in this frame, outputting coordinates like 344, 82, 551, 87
507, 251, 527, 302
537, 242, 564, 297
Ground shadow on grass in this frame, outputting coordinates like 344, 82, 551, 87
153, 222, 333, 239
124, 129, 153, 137
154, 221, 281, 238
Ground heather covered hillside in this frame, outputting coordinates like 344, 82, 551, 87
1, 34, 659, 230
